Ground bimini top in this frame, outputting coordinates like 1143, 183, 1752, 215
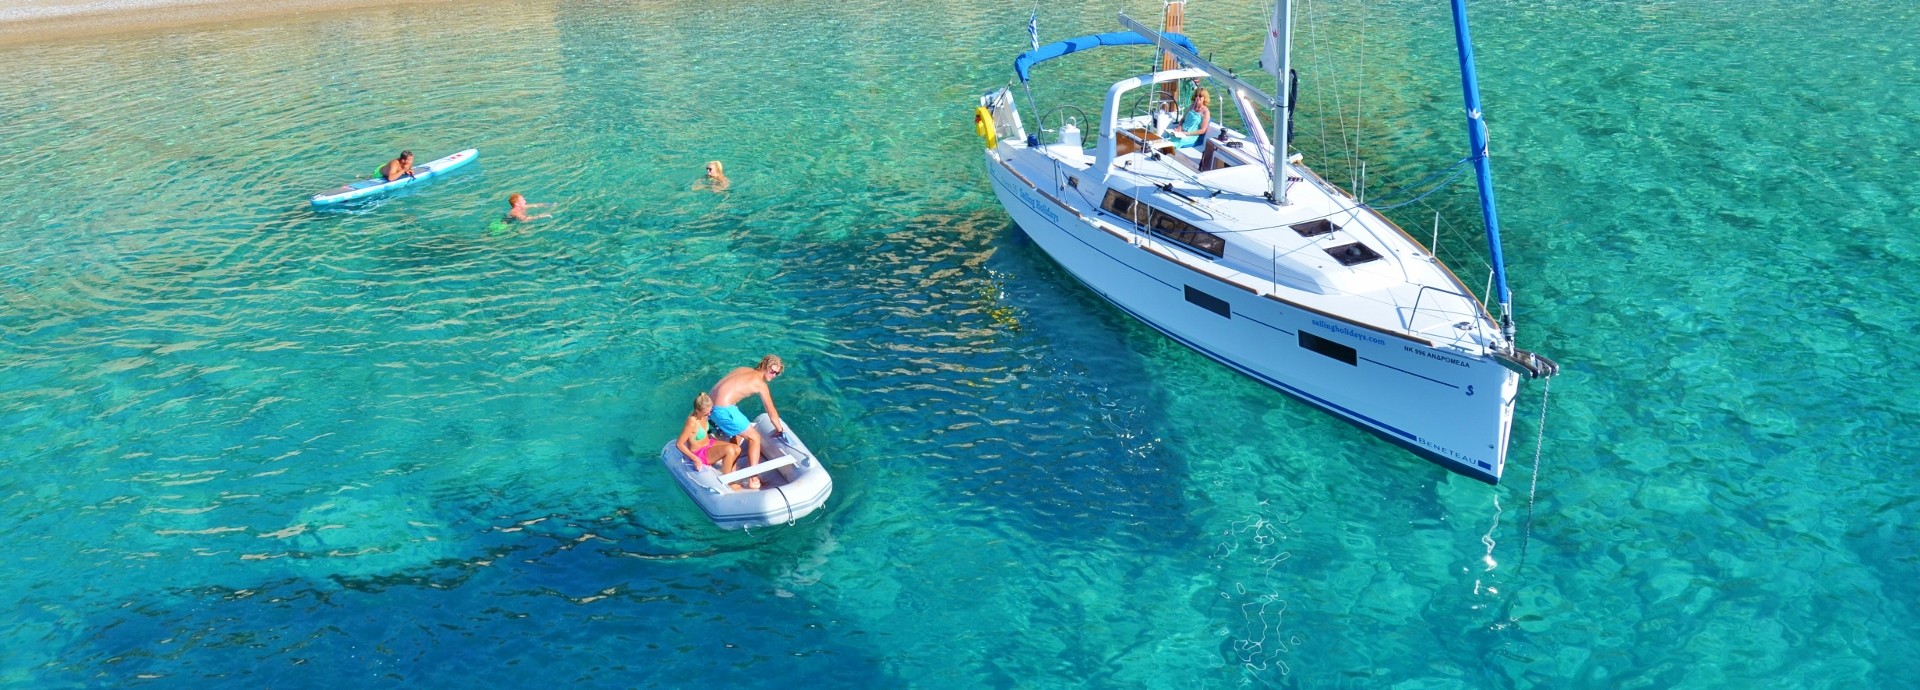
1014, 31, 1199, 84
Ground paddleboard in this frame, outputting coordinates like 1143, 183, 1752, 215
310, 149, 478, 207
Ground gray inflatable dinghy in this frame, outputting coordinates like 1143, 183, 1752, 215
660, 413, 832, 529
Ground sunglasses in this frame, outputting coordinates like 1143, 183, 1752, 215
769, 368, 783, 377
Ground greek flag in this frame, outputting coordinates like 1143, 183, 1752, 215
1028, 10, 1040, 52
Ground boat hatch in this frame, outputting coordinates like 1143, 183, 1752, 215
1290, 219, 1339, 237
1323, 242, 1382, 266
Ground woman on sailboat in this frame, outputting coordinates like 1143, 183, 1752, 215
1167, 87, 1211, 148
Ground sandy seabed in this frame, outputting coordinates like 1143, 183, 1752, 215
0, 0, 458, 44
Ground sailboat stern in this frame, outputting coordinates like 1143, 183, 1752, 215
979, 88, 1027, 150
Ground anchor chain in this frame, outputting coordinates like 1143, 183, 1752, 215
1517, 376, 1552, 572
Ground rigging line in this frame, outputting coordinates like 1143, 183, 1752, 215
1302, 0, 1333, 169
1308, 0, 1356, 176
1082, 197, 1497, 324
1358, 156, 1473, 204
1065, 167, 1105, 210
1165, 156, 1470, 238
1354, 0, 1371, 185
1067, 193, 1483, 319
1364, 166, 1470, 211
1401, 194, 1495, 276
1516, 376, 1552, 575
1141, 0, 1176, 86
1057, 174, 1489, 319
1139, 176, 1222, 222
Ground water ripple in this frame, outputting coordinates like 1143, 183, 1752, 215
4, 0, 1920, 687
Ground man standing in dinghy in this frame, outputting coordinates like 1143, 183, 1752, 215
708, 355, 788, 491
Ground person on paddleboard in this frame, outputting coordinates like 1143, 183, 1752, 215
707, 355, 788, 491
379, 150, 415, 182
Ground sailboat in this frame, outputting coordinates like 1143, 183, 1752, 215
974, 1, 1556, 483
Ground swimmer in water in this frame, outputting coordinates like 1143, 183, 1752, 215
700, 160, 730, 192
505, 193, 552, 222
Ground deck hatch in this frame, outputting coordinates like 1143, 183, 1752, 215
1323, 242, 1382, 266
1299, 332, 1358, 365
1290, 219, 1339, 237
1184, 286, 1232, 318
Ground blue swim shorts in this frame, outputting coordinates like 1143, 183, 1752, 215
711, 404, 752, 439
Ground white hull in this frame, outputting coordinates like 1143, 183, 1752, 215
977, 12, 1554, 483
986, 153, 1519, 482
660, 414, 832, 529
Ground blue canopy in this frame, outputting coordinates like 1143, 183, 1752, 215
1014, 31, 1200, 84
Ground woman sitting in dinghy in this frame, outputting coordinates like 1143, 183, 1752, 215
675, 392, 746, 491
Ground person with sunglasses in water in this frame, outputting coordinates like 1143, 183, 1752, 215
698, 160, 730, 192
706, 355, 788, 490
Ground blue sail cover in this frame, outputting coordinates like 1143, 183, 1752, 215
1014, 32, 1200, 84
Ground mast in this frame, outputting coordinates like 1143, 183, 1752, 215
1449, 0, 1514, 343
1156, 1, 1187, 107
1269, 0, 1294, 205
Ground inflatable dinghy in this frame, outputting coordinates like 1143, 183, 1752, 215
660, 413, 832, 529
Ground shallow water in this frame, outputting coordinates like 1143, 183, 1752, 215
1, 0, 1917, 687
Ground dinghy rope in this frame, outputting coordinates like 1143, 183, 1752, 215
774, 485, 796, 527
1517, 376, 1551, 572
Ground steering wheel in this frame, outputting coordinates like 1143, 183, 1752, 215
1127, 92, 1183, 125
1038, 105, 1093, 149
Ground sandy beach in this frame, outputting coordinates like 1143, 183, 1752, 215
0, 0, 457, 44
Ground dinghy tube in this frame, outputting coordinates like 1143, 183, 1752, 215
659, 413, 833, 530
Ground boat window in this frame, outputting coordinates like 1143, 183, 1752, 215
1149, 210, 1226, 258
1290, 219, 1339, 237
1323, 242, 1382, 266
1299, 332, 1358, 366
1101, 189, 1139, 221
1184, 286, 1231, 318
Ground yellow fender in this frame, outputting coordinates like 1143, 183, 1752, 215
974, 107, 997, 150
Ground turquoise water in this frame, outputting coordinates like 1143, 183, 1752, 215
2, 0, 1917, 686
